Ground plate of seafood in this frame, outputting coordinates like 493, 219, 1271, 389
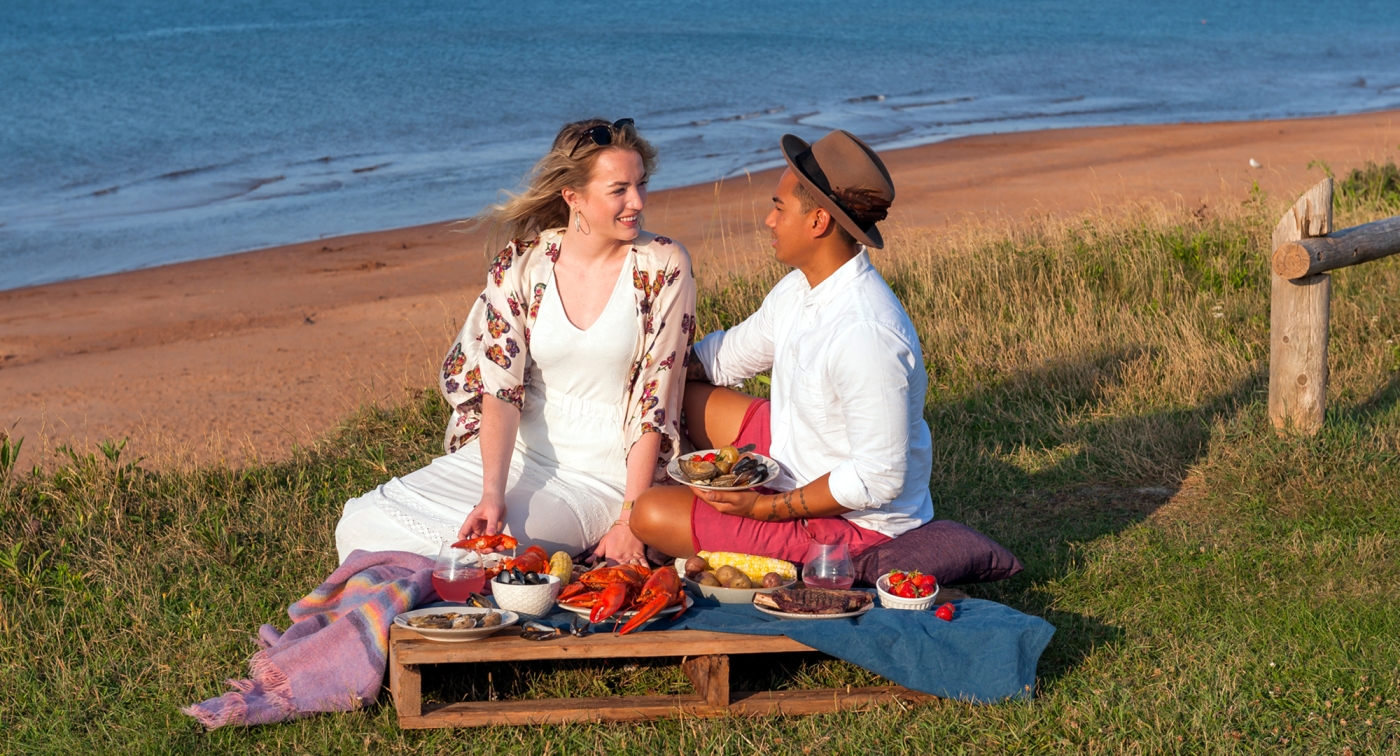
751, 587, 875, 620
394, 606, 518, 642
555, 563, 691, 634
667, 444, 780, 491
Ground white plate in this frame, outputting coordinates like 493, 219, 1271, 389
666, 450, 781, 491
393, 606, 519, 642
556, 594, 694, 624
752, 599, 875, 621
673, 557, 797, 603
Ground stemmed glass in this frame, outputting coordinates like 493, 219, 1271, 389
801, 541, 854, 589
432, 542, 485, 603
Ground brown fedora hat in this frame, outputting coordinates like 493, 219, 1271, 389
780, 130, 895, 249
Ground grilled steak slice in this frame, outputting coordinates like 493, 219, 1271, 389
753, 587, 871, 615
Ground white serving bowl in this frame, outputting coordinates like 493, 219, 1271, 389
673, 557, 796, 604
875, 574, 939, 611
490, 573, 561, 620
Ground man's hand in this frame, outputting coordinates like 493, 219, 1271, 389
692, 477, 853, 522
691, 487, 764, 519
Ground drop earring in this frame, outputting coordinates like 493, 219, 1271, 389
575, 212, 582, 232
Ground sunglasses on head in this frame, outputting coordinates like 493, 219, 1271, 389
568, 118, 635, 157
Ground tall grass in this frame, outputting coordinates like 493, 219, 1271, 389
2, 167, 1399, 753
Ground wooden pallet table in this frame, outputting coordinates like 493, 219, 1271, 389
389, 624, 935, 728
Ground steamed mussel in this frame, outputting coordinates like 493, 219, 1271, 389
520, 616, 590, 641
405, 610, 504, 631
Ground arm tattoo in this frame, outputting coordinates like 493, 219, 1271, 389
763, 495, 780, 521
783, 492, 797, 520
797, 486, 812, 517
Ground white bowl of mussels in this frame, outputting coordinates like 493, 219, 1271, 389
667, 445, 781, 491
393, 606, 518, 642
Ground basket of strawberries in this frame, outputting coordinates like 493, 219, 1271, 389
876, 569, 939, 611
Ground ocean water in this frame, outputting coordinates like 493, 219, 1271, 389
2, 0, 1398, 290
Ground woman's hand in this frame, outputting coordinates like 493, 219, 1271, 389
458, 495, 506, 545
592, 522, 647, 565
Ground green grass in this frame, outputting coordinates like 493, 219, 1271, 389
3, 167, 1400, 754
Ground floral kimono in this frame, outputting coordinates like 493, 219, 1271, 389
439, 228, 696, 479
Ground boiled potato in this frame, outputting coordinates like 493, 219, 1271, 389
684, 556, 709, 577
761, 572, 784, 588
697, 571, 722, 587
714, 565, 741, 586
728, 573, 754, 589
715, 445, 741, 474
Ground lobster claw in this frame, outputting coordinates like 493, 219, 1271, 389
589, 581, 632, 624
618, 567, 684, 635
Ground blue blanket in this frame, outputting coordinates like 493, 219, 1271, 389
540, 593, 1055, 704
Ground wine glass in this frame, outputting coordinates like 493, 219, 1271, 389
432, 542, 485, 603
801, 541, 854, 590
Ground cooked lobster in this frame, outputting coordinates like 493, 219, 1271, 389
557, 564, 686, 634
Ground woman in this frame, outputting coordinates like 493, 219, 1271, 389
335, 118, 696, 566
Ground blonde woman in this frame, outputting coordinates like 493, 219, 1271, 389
335, 119, 696, 566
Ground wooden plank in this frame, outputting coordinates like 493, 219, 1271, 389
398, 694, 722, 728
1269, 178, 1332, 434
681, 654, 730, 708
1272, 215, 1400, 279
396, 686, 934, 728
727, 686, 937, 716
391, 626, 813, 665
388, 651, 422, 719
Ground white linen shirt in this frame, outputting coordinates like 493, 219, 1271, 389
693, 250, 934, 538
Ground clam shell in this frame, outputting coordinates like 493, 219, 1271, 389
679, 457, 719, 482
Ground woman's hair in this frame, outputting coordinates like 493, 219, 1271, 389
475, 119, 658, 248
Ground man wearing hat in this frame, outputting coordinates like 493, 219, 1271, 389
629, 130, 934, 562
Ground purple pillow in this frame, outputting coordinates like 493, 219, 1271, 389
853, 520, 1023, 587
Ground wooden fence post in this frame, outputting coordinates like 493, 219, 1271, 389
1268, 178, 1332, 434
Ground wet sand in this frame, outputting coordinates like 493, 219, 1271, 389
2, 110, 1397, 467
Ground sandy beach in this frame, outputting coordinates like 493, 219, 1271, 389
2, 110, 1397, 468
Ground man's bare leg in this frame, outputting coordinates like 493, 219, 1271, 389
632, 382, 759, 557
629, 486, 701, 557
682, 383, 759, 450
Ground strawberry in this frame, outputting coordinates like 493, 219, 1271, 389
896, 582, 917, 599
935, 602, 955, 621
888, 570, 906, 585
917, 574, 936, 590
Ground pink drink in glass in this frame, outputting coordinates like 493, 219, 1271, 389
802, 574, 855, 590
431, 567, 485, 602
801, 541, 855, 590
433, 542, 485, 602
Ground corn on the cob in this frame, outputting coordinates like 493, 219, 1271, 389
548, 551, 573, 584
697, 551, 797, 582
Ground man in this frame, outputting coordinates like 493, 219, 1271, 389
629, 130, 933, 562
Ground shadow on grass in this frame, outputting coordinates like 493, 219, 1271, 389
924, 349, 1266, 684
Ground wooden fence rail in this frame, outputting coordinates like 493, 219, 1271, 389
1268, 178, 1400, 434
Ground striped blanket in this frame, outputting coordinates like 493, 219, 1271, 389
183, 550, 435, 728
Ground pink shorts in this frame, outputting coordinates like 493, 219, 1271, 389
690, 399, 891, 563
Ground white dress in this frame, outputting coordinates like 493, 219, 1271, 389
334, 253, 639, 563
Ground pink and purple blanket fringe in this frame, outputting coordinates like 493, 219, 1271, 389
183, 550, 436, 729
